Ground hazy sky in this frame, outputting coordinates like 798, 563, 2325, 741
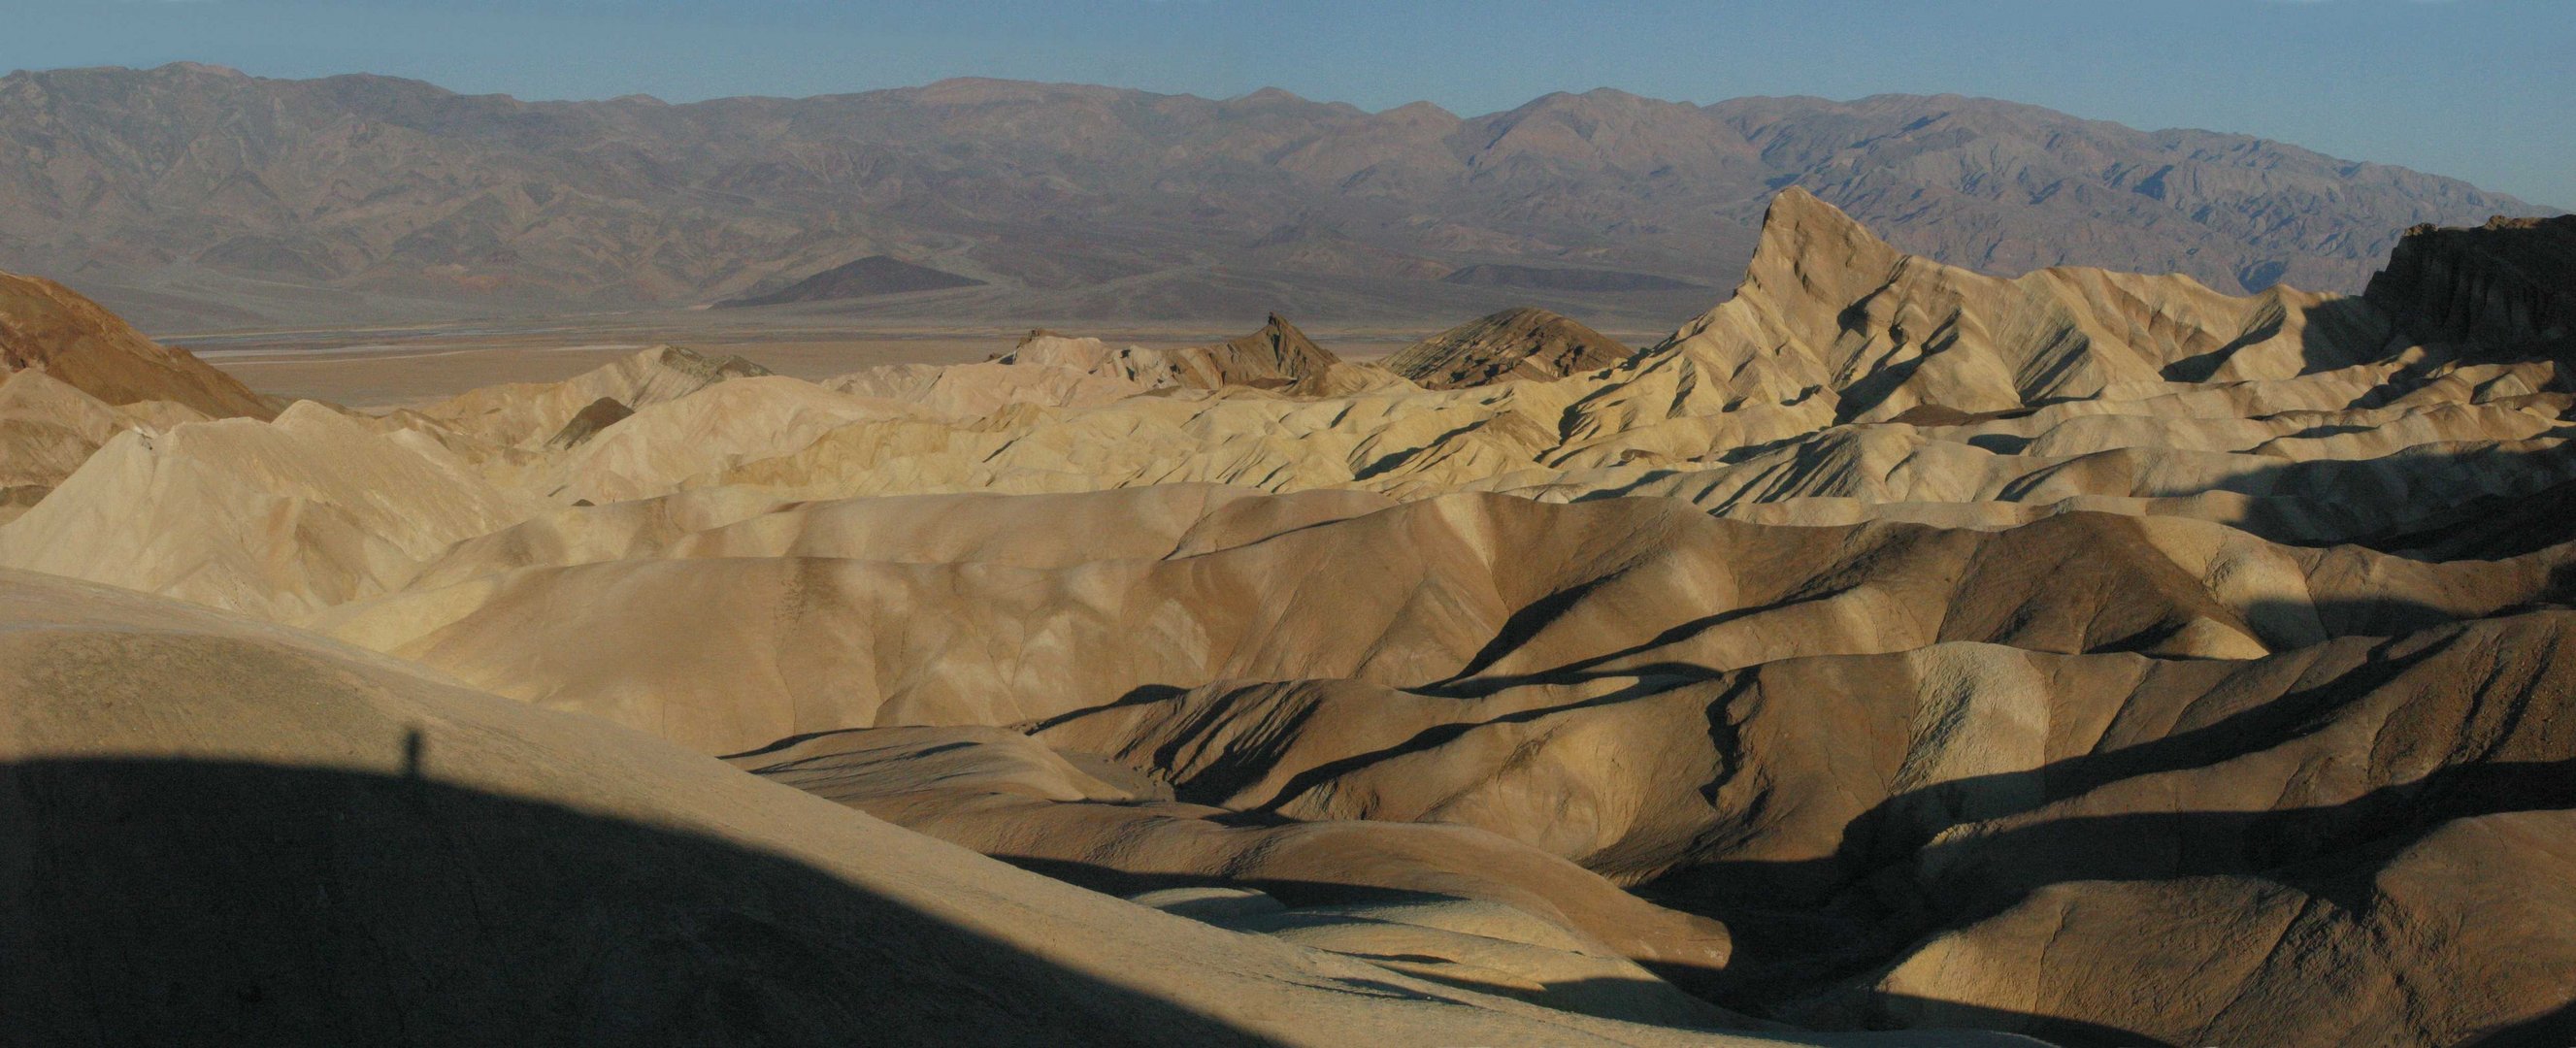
17, 0, 2571, 208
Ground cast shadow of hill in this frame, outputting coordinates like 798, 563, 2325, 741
2142, 317, 2576, 555
2474, 999, 2576, 1047
2159, 294, 2397, 382
1315, 586, 2576, 1042
1643, 737, 2576, 1047
2225, 436, 2576, 557
0, 755, 1283, 1048
1559, 411, 2576, 558
978, 858, 2151, 1047
998, 608, 2576, 1045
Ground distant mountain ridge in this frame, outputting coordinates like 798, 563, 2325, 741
0, 63, 2550, 330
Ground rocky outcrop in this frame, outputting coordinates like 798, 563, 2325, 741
544, 396, 634, 449
1198, 312, 1344, 390
1619, 187, 2403, 424
1001, 314, 1405, 397
1384, 307, 1634, 388
2366, 213, 2576, 353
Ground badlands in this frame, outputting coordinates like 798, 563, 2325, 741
5, 189, 2576, 1046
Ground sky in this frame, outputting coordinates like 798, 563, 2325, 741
14, 0, 2571, 208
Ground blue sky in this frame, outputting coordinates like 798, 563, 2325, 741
17, 0, 2572, 208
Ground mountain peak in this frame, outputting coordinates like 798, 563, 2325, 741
1743, 185, 1899, 278
1761, 184, 1860, 230
1233, 312, 1339, 377
1378, 100, 1458, 122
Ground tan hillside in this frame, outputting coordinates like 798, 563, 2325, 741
420, 344, 771, 447
0, 368, 213, 522
1619, 186, 2404, 424
0, 401, 539, 619
6, 568, 1974, 1047
998, 313, 1408, 397
6, 193, 2576, 1044
0, 270, 274, 419
305, 491, 2573, 756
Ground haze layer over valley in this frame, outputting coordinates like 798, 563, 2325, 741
6, 168, 2576, 1045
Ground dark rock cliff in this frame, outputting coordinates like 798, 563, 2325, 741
2366, 214, 2576, 354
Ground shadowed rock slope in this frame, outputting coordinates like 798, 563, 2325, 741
5, 194, 2576, 1045
2367, 213, 2576, 354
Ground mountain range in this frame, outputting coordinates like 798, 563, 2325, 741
0, 62, 2552, 332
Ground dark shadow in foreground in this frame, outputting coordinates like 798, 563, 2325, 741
1639, 751, 2576, 1046
0, 757, 1281, 1047
992, 858, 2151, 1047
